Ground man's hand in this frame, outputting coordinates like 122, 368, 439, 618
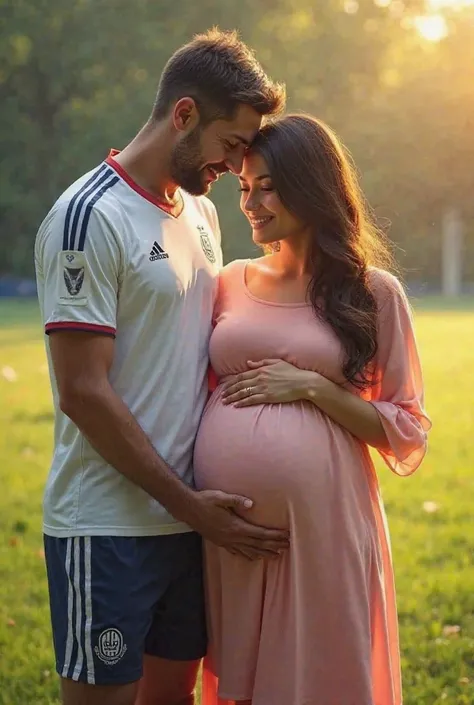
186, 490, 290, 560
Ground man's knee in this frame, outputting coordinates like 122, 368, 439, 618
136, 689, 195, 705
135, 654, 200, 705
61, 676, 139, 705
174, 696, 195, 705
141, 695, 194, 705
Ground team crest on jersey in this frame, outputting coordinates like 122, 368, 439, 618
58, 251, 89, 306
197, 225, 216, 263
64, 267, 85, 296
94, 628, 127, 666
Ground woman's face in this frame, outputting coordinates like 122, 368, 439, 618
238, 151, 306, 247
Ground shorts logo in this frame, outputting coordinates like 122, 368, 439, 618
197, 225, 216, 264
94, 628, 127, 666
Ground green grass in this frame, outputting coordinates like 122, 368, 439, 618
0, 297, 473, 704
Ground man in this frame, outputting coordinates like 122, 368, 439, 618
35, 28, 287, 705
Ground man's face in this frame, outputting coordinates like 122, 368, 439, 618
170, 103, 262, 196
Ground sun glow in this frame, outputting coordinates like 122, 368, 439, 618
414, 13, 449, 41
427, 0, 474, 8
412, 1, 474, 41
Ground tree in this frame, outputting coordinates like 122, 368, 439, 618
0, 0, 472, 285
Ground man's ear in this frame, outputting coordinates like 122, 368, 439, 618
172, 97, 200, 132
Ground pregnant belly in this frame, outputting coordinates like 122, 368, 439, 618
193, 390, 361, 530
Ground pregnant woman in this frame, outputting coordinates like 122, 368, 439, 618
193, 114, 430, 705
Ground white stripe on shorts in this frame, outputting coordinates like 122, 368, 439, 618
72, 537, 84, 680
83, 537, 95, 684
61, 538, 74, 678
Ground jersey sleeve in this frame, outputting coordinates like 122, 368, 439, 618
35, 199, 125, 337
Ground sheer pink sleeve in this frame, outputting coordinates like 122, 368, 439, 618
368, 269, 431, 476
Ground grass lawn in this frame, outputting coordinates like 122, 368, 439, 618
0, 297, 473, 704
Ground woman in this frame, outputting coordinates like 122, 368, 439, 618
193, 114, 430, 705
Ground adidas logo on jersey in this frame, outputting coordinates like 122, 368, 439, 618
149, 242, 169, 261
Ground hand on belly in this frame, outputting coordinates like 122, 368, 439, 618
194, 396, 330, 530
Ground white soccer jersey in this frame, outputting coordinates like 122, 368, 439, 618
35, 153, 223, 537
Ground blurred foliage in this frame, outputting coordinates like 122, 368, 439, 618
0, 0, 473, 284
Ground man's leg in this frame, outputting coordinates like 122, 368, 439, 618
44, 536, 157, 705
61, 678, 139, 705
136, 532, 207, 705
135, 655, 200, 705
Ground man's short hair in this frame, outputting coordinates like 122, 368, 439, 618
152, 28, 286, 123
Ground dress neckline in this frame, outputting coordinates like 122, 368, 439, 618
242, 259, 312, 308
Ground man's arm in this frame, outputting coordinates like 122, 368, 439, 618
50, 331, 289, 559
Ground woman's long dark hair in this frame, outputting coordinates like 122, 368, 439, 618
251, 114, 396, 388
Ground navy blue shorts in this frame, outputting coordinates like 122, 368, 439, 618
44, 532, 207, 685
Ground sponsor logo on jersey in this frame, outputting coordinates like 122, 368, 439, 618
149, 241, 169, 261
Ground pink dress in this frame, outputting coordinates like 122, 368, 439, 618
193, 259, 431, 705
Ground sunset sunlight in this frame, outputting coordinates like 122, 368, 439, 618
374, 0, 474, 41
415, 13, 449, 41
427, 0, 474, 7
414, 0, 474, 41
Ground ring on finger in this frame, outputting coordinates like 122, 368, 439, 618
244, 386, 253, 395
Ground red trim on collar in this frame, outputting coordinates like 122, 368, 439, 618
106, 150, 181, 217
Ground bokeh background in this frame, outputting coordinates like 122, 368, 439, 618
1, 0, 474, 289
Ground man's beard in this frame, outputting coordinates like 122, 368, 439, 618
170, 127, 209, 196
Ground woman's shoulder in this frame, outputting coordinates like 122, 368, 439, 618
218, 258, 247, 284
367, 267, 414, 327
219, 258, 248, 276
216, 259, 248, 300
367, 266, 406, 302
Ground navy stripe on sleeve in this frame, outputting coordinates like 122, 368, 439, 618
68, 169, 115, 251
62, 164, 108, 251
77, 176, 120, 252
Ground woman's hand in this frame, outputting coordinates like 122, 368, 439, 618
221, 359, 315, 407
221, 358, 389, 448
